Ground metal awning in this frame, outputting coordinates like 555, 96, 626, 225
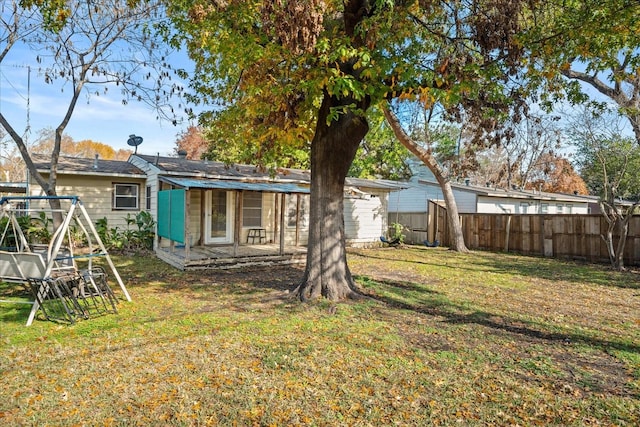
160, 177, 310, 194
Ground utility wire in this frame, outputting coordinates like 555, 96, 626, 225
0, 63, 32, 143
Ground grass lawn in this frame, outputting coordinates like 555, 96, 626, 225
0, 247, 638, 426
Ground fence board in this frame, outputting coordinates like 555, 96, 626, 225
393, 211, 640, 266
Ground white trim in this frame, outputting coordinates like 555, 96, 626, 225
204, 190, 234, 244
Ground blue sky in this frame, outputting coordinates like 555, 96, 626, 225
0, 44, 195, 157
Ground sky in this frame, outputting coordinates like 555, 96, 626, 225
0, 44, 196, 157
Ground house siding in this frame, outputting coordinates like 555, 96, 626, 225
345, 190, 388, 246
129, 155, 161, 223
283, 193, 309, 246
391, 179, 591, 216
451, 188, 477, 213
476, 197, 589, 215
27, 175, 147, 229
388, 181, 429, 213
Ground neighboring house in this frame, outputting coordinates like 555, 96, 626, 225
388, 162, 594, 244
389, 163, 591, 216
27, 153, 403, 269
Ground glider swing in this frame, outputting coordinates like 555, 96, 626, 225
0, 196, 131, 326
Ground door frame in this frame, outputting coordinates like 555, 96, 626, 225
204, 190, 234, 244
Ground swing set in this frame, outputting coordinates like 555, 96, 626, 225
0, 196, 132, 326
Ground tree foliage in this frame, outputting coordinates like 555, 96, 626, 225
174, 125, 208, 160
28, 128, 131, 160
348, 108, 412, 180
527, 153, 589, 195
0, 128, 130, 181
167, 0, 531, 162
528, 0, 640, 144
468, 111, 588, 194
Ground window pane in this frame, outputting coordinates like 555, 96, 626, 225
114, 184, 139, 210
146, 186, 152, 210
242, 192, 262, 227
116, 185, 137, 196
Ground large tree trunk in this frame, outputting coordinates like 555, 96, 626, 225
439, 180, 467, 251
382, 106, 469, 252
294, 92, 369, 301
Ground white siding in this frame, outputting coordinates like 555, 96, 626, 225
187, 189, 203, 246
388, 181, 430, 213
239, 192, 278, 244
450, 189, 477, 213
129, 155, 161, 224
389, 181, 478, 214
477, 197, 518, 213
345, 190, 387, 245
476, 196, 590, 214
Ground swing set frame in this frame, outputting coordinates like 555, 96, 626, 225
0, 195, 131, 325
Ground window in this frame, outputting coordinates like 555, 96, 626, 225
113, 183, 139, 210
556, 204, 564, 214
540, 204, 549, 214
566, 204, 573, 214
146, 185, 152, 211
519, 203, 529, 214
242, 191, 262, 227
288, 194, 309, 228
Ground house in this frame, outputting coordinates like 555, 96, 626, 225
388, 162, 593, 244
28, 153, 403, 269
28, 154, 148, 228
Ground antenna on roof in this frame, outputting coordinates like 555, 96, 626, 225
127, 134, 143, 154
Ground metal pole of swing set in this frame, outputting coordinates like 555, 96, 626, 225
25, 197, 78, 326
77, 201, 131, 302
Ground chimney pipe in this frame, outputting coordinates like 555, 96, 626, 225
94, 154, 99, 169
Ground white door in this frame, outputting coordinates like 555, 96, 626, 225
205, 190, 234, 244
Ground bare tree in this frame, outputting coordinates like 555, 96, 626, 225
471, 112, 562, 190
572, 107, 640, 270
0, 0, 181, 224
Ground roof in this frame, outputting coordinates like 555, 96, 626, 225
160, 177, 310, 194
32, 154, 145, 177
345, 177, 408, 191
418, 178, 592, 203
134, 154, 406, 192
32, 153, 407, 193
134, 154, 311, 182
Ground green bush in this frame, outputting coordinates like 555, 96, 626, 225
0, 213, 53, 249
96, 211, 156, 253
389, 222, 406, 244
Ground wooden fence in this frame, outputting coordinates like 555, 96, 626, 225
389, 208, 640, 266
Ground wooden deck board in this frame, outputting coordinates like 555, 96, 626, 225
156, 244, 307, 270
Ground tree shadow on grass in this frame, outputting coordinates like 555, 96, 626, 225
355, 273, 640, 356
350, 249, 640, 290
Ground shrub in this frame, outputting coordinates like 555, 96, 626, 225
96, 211, 156, 253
